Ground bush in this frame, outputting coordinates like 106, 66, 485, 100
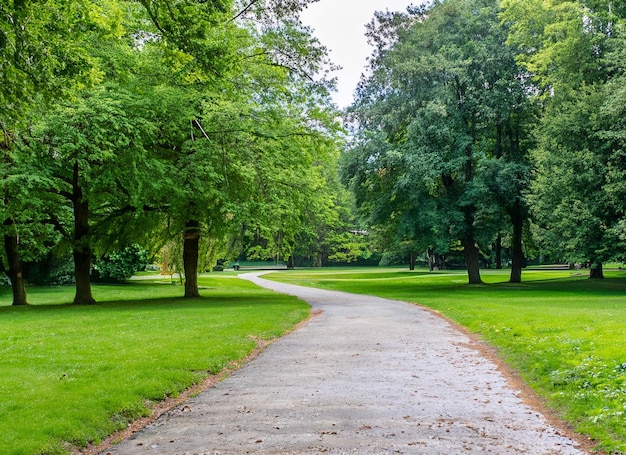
92, 245, 150, 283
25, 254, 75, 286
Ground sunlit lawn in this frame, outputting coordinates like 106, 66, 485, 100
265, 267, 626, 454
0, 276, 309, 455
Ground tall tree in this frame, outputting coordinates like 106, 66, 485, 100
345, 0, 532, 284
134, 0, 340, 297
5, 0, 343, 303
502, 0, 626, 277
1, 0, 101, 304
24, 86, 158, 304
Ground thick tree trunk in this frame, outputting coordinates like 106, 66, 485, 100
3, 184, 27, 304
287, 255, 295, 269
409, 251, 415, 271
3, 231, 28, 305
462, 235, 483, 284
462, 203, 482, 284
73, 247, 95, 305
589, 261, 604, 279
495, 234, 502, 270
183, 220, 200, 298
72, 193, 95, 305
3, 140, 27, 305
509, 199, 524, 283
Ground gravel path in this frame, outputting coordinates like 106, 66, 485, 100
101, 272, 588, 455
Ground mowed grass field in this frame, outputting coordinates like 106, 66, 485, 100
265, 268, 626, 454
0, 276, 309, 455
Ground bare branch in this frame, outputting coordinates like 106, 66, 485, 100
42, 216, 69, 239
193, 119, 212, 141
229, 0, 259, 23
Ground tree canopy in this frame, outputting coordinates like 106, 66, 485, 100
340, 0, 625, 281
502, 0, 626, 277
344, 0, 533, 284
2, 0, 346, 303
3, 0, 625, 300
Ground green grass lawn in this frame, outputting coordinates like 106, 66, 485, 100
0, 276, 309, 455
265, 267, 626, 454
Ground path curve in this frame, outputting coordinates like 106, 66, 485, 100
102, 272, 588, 455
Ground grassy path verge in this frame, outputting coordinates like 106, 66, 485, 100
265, 268, 626, 454
0, 276, 309, 455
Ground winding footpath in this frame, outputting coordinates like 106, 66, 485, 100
102, 272, 588, 455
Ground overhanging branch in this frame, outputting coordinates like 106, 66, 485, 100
229, 0, 259, 23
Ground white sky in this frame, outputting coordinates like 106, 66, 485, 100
300, 0, 420, 108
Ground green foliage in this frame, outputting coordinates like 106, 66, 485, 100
267, 268, 626, 453
92, 245, 150, 282
344, 0, 624, 274
4, 0, 344, 303
502, 0, 626, 267
325, 232, 372, 264
1, 0, 119, 305
0, 277, 309, 455
501, 0, 613, 93
137, 0, 235, 79
128, 0, 343, 293
531, 87, 608, 263
19, 83, 163, 300
0, 0, 100, 122
345, 0, 532, 282
25, 254, 75, 286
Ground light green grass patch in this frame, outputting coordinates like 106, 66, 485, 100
266, 267, 626, 454
0, 277, 309, 455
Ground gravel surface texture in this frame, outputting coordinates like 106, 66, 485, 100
101, 272, 589, 455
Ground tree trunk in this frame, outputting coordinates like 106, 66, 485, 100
589, 261, 604, 279
495, 234, 502, 270
409, 251, 415, 271
72, 192, 95, 305
3, 184, 27, 305
427, 248, 434, 272
3, 230, 28, 305
73, 247, 95, 305
316, 252, 323, 268
509, 199, 524, 283
287, 255, 295, 269
183, 219, 201, 298
462, 203, 482, 284
462, 235, 483, 284
3, 140, 27, 305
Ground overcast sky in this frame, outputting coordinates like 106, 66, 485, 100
300, 0, 420, 108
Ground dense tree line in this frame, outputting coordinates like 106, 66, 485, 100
342, 0, 626, 283
4, 0, 624, 300
1, 0, 357, 305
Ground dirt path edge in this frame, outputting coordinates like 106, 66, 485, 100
416, 304, 598, 454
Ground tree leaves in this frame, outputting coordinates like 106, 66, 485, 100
345, 0, 532, 281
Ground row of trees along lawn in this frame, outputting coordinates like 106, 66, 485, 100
341, 0, 626, 284
1, 0, 365, 305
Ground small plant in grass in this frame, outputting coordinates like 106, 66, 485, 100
92, 244, 150, 282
